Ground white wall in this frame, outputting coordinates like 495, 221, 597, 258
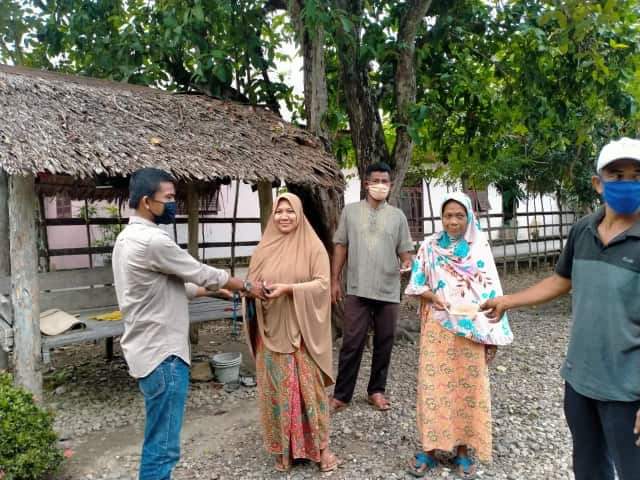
45, 173, 573, 269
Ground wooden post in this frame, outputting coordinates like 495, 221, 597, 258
187, 185, 199, 259
540, 194, 548, 267
0, 171, 9, 370
426, 182, 436, 236
513, 210, 519, 274
37, 195, 50, 272
556, 192, 563, 265
84, 200, 93, 268
9, 175, 42, 399
257, 181, 273, 233
230, 180, 240, 277
525, 196, 533, 271
186, 184, 200, 345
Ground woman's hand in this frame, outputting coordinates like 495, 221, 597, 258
264, 283, 293, 300
422, 291, 449, 311
243, 280, 267, 300
485, 345, 498, 364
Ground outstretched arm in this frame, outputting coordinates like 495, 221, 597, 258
481, 274, 571, 321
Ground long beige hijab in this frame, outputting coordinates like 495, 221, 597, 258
246, 193, 334, 386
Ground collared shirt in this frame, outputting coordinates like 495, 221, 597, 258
556, 209, 640, 401
334, 200, 414, 303
112, 216, 230, 378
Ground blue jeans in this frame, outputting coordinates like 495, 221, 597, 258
138, 356, 190, 480
564, 382, 640, 480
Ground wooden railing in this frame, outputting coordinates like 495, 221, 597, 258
44, 209, 579, 274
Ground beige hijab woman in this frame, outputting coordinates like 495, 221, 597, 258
245, 193, 337, 473
246, 193, 334, 385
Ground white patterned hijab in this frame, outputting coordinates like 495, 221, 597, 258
406, 192, 513, 345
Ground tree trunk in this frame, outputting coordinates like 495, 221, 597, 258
288, 0, 329, 142
390, 0, 434, 204
289, 0, 345, 336
334, 0, 390, 192
9, 175, 42, 399
0, 171, 9, 370
257, 181, 273, 233
186, 185, 200, 346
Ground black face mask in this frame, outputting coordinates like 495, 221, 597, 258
152, 201, 177, 224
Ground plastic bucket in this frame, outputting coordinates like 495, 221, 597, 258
211, 352, 242, 384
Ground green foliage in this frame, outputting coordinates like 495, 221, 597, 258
411, 0, 640, 208
11, 0, 296, 111
79, 203, 123, 265
3, 0, 640, 209
0, 373, 63, 480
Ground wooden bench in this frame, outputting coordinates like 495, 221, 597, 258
0, 267, 240, 363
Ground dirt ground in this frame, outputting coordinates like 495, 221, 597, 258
35, 268, 575, 480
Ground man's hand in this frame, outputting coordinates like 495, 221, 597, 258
634, 408, 640, 447
331, 280, 343, 304
244, 281, 267, 301
481, 296, 512, 323
195, 287, 233, 300
400, 258, 412, 275
481, 274, 571, 322
215, 288, 233, 300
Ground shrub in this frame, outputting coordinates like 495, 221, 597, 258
0, 373, 63, 480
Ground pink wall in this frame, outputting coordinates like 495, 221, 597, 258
44, 182, 274, 270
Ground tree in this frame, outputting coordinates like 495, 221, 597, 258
24, 0, 295, 111
4, 0, 639, 213
0, 0, 41, 65
409, 0, 640, 210
292, 0, 438, 203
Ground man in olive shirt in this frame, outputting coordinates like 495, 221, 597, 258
330, 162, 413, 412
113, 168, 264, 480
483, 138, 640, 480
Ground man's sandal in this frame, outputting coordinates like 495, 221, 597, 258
367, 393, 391, 411
329, 397, 349, 414
453, 456, 477, 479
407, 452, 438, 478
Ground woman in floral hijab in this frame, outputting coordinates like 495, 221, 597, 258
405, 192, 512, 478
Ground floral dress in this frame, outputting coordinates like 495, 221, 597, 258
405, 192, 507, 461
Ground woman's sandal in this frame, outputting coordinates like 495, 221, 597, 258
453, 455, 477, 479
319, 451, 341, 472
274, 456, 290, 473
407, 452, 438, 478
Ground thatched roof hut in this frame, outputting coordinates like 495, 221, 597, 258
0, 64, 344, 198
0, 65, 345, 395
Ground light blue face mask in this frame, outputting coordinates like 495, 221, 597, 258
601, 179, 640, 215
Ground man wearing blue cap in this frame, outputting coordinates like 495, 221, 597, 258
482, 138, 640, 480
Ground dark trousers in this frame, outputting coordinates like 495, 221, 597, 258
564, 382, 640, 480
333, 295, 398, 403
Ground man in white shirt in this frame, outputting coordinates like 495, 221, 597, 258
112, 168, 264, 480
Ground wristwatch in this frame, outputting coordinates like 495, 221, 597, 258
242, 280, 253, 293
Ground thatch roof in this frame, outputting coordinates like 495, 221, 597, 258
0, 65, 344, 192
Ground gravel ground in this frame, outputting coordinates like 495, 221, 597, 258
46, 269, 574, 480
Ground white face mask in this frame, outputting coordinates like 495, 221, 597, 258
368, 183, 390, 201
